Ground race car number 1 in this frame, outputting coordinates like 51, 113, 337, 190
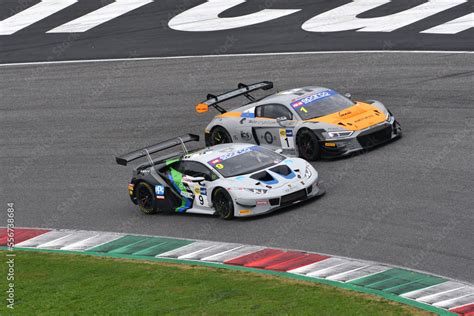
279, 129, 295, 149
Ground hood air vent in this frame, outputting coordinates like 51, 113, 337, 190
270, 165, 292, 176
250, 171, 276, 184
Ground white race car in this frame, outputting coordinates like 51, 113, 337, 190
197, 81, 401, 160
116, 134, 324, 219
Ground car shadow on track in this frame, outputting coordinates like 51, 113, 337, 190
234, 194, 326, 222
317, 135, 403, 162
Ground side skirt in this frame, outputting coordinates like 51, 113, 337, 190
185, 207, 216, 215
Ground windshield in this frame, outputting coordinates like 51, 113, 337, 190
290, 89, 355, 120
207, 146, 285, 178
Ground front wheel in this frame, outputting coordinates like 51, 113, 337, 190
209, 126, 232, 145
297, 129, 321, 161
212, 188, 234, 220
135, 182, 158, 214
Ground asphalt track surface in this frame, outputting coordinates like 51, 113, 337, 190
1, 0, 473, 63
1, 52, 473, 283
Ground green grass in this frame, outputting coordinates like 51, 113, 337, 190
0, 251, 431, 315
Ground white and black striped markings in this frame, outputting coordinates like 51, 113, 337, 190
47, 0, 153, 33
1, 0, 472, 35
301, 0, 469, 33
0, 0, 77, 35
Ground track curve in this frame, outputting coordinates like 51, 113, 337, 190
1, 52, 473, 282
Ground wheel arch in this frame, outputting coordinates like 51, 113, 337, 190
130, 178, 153, 204
294, 127, 324, 161
208, 125, 234, 145
211, 186, 235, 220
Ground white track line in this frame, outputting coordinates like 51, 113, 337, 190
0, 50, 472, 68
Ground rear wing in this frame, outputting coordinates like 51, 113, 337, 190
115, 134, 199, 166
195, 81, 273, 114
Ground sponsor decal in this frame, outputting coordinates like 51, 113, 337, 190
354, 114, 374, 123
290, 89, 336, 109
180, 191, 193, 199
241, 112, 255, 118
256, 200, 268, 206
264, 132, 273, 144
291, 100, 304, 108
247, 119, 275, 125
208, 146, 258, 168
140, 169, 150, 175
279, 128, 295, 149
240, 131, 251, 140
209, 158, 222, 165
200, 187, 207, 195
155, 185, 165, 199
194, 186, 200, 195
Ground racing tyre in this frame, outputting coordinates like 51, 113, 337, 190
209, 126, 232, 145
135, 182, 158, 214
212, 188, 234, 220
297, 129, 321, 161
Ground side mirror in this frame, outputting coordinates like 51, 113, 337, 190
344, 93, 352, 100
276, 116, 288, 126
187, 176, 206, 183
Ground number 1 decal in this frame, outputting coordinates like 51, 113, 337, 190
279, 129, 295, 149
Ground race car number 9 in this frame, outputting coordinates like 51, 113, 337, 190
195, 190, 209, 208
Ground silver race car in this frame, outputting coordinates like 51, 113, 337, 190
196, 81, 401, 160
116, 134, 324, 219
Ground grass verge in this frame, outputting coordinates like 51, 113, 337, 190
0, 250, 431, 315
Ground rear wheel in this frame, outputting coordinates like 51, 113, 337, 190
212, 188, 234, 220
297, 129, 321, 161
209, 126, 232, 145
135, 182, 157, 214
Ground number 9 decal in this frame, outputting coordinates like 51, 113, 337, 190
198, 195, 204, 206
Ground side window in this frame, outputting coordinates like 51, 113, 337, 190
180, 161, 218, 181
160, 161, 182, 174
255, 104, 292, 120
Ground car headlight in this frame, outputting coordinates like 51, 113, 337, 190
327, 131, 353, 138
305, 165, 313, 178
244, 188, 268, 194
